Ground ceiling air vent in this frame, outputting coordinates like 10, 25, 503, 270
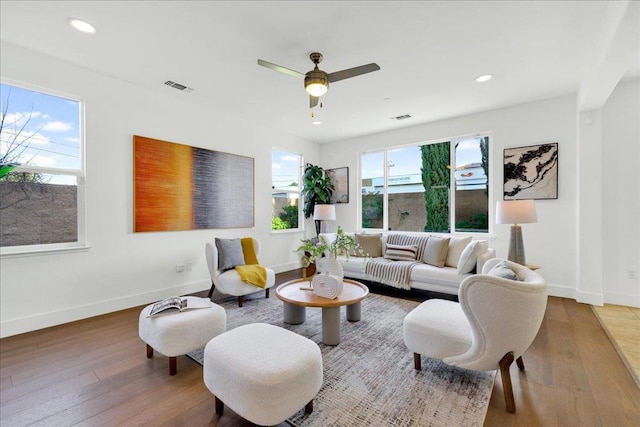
163, 80, 193, 92
393, 114, 412, 120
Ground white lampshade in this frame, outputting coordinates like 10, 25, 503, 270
496, 200, 538, 225
313, 204, 336, 221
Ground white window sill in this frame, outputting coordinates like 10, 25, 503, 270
1, 245, 92, 258
271, 229, 304, 235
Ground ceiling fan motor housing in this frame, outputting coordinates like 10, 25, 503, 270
305, 69, 329, 96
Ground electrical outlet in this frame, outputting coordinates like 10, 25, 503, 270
627, 270, 637, 279
176, 264, 185, 273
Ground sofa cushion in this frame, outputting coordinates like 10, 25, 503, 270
215, 238, 245, 271
384, 244, 418, 261
487, 260, 518, 281
353, 233, 383, 257
423, 236, 450, 267
457, 240, 488, 274
445, 236, 472, 267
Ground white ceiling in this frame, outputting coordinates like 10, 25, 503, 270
0, 1, 635, 144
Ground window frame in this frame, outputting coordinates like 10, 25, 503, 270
270, 147, 303, 233
358, 133, 492, 236
0, 78, 88, 257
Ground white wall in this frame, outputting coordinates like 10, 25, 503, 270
320, 95, 580, 298
0, 43, 319, 338
601, 79, 640, 306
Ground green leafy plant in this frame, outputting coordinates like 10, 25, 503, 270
301, 163, 334, 219
294, 226, 366, 265
278, 205, 299, 229
271, 217, 289, 230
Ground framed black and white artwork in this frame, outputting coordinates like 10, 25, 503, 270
503, 143, 558, 200
326, 167, 349, 203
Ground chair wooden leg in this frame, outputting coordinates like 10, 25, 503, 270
265, 288, 270, 299
305, 399, 314, 414
413, 353, 422, 371
214, 395, 224, 415
207, 282, 216, 299
237, 296, 243, 307
499, 351, 516, 413
146, 344, 153, 358
516, 355, 525, 371
169, 357, 177, 376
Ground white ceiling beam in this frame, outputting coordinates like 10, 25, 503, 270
577, 0, 640, 112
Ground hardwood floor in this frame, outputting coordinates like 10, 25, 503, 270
1, 271, 639, 426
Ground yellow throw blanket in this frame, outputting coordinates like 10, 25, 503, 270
236, 237, 267, 288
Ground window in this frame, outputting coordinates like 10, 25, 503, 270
360, 135, 490, 234
0, 81, 85, 254
271, 148, 301, 231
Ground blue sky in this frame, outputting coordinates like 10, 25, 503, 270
1, 83, 81, 173
271, 148, 301, 190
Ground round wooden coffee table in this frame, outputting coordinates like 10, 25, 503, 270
275, 278, 369, 346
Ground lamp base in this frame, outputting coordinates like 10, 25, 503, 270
508, 225, 526, 265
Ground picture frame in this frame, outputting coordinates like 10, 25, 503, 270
326, 167, 349, 204
134, 135, 254, 232
503, 142, 558, 200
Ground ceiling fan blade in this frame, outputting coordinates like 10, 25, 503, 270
327, 63, 380, 83
257, 59, 305, 79
310, 95, 319, 108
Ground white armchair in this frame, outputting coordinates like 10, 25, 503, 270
403, 258, 547, 413
205, 238, 276, 307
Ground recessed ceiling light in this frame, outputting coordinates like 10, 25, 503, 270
311, 120, 322, 125
475, 74, 493, 83
67, 18, 96, 34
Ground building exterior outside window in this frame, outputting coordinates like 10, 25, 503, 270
360, 135, 490, 234
0, 81, 85, 254
271, 148, 302, 231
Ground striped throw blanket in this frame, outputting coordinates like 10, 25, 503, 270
364, 233, 430, 290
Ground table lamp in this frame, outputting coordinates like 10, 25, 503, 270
313, 204, 336, 235
496, 200, 537, 265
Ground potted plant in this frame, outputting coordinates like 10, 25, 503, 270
301, 163, 335, 235
295, 227, 366, 277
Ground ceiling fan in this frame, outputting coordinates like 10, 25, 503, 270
257, 52, 380, 108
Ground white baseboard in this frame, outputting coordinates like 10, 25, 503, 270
576, 290, 604, 306
547, 283, 577, 300
604, 292, 640, 308
0, 279, 210, 339
271, 261, 300, 274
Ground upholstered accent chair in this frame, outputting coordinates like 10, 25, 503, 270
205, 238, 275, 307
403, 258, 547, 413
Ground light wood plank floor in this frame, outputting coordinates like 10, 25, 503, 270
592, 304, 640, 387
1, 271, 639, 426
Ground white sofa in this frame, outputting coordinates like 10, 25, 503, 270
319, 232, 496, 296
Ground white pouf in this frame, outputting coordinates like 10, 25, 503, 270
139, 296, 226, 375
203, 323, 323, 426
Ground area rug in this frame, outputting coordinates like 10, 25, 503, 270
188, 293, 495, 426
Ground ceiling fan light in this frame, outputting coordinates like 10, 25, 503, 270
305, 81, 328, 97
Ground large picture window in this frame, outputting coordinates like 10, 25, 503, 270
1, 81, 85, 254
360, 135, 490, 234
271, 148, 301, 231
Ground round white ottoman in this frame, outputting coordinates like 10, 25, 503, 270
139, 296, 226, 375
203, 323, 323, 426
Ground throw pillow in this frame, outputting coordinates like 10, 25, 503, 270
384, 244, 418, 261
215, 238, 245, 271
445, 236, 472, 267
423, 236, 450, 267
354, 233, 383, 257
488, 261, 518, 281
457, 240, 488, 274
